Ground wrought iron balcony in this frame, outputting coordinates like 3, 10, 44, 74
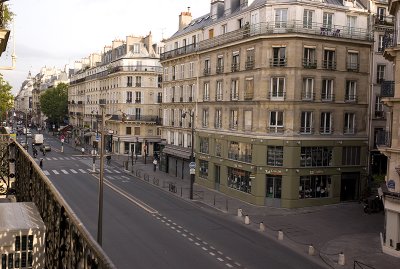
303, 59, 317, 69
381, 80, 395, 97
216, 65, 224, 74
269, 58, 286, 67
322, 60, 336, 70
0, 138, 116, 268
376, 130, 391, 147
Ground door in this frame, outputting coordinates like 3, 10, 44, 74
265, 175, 282, 207
340, 172, 360, 201
215, 165, 221, 191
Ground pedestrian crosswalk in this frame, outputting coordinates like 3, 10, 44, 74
41, 168, 122, 176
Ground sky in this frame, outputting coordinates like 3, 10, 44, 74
0, 0, 210, 95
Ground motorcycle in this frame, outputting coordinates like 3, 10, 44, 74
363, 195, 383, 214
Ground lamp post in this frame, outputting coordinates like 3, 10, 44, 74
182, 110, 195, 200
97, 102, 106, 245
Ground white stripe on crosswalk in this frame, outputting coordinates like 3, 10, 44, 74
46, 157, 51, 160
113, 170, 121, 174
58, 157, 64, 160
108, 176, 115, 180
70, 157, 77, 160
70, 169, 78, 174
87, 169, 92, 172
105, 169, 112, 173
52, 157, 58, 160
79, 169, 86, 173
43, 170, 50, 175
61, 169, 69, 174
64, 157, 70, 160
52, 170, 59, 175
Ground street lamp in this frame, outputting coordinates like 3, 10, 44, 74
182, 110, 195, 200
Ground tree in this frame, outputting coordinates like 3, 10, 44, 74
39, 83, 68, 128
0, 74, 13, 123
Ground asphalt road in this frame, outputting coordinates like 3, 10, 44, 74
19, 131, 325, 269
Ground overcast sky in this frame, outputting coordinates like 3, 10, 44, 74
0, 0, 210, 95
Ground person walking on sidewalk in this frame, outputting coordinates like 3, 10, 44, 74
153, 158, 158, 172
39, 158, 43, 169
81, 147, 85, 155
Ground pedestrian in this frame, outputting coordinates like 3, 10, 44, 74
81, 147, 85, 155
39, 158, 43, 168
106, 155, 111, 165
153, 158, 158, 172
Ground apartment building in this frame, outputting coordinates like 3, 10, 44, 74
378, 0, 400, 257
68, 33, 163, 157
161, 0, 373, 208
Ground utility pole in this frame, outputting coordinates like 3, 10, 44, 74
97, 104, 105, 245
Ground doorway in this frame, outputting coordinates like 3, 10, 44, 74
340, 172, 360, 201
265, 175, 282, 207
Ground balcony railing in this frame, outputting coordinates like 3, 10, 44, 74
245, 60, 254, 70
216, 66, 224, 74
381, 80, 395, 97
108, 114, 162, 125
347, 63, 359, 72
1, 140, 116, 268
269, 58, 287, 67
227, 152, 252, 163
321, 93, 335, 102
303, 59, 317, 69
301, 91, 315, 101
231, 63, 239, 72
300, 127, 314, 134
160, 21, 373, 61
203, 68, 211, 76
344, 95, 357, 102
373, 15, 394, 27
322, 60, 337, 70
376, 130, 391, 147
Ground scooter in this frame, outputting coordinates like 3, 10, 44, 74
363, 195, 383, 214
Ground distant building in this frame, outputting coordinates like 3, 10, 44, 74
161, 0, 373, 207
0, 202, 46, 269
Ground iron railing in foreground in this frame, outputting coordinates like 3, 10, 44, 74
3, 138, 116, 268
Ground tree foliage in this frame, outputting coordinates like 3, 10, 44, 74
39, 83, 68, 125
0, 74, 13, 121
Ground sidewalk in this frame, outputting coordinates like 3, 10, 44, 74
110, 154, 399, 268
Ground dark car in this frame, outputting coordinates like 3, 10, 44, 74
40, 143, 51, 152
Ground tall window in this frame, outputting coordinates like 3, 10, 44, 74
375, 96, 384, 117
377, 7, 386, 21
342, 146, 361, 165
126, 91, 132, 103
347, 16, 356, 35
199, 137, 209, 154
245, 77, 254, 100
203, 82, 210, 101
271, 77, 285, 100
323, 12, 333, 30
180, 64, 185, 79
202, 109, 209, 127
127, 76, 133, 87
301, 111, 313, 134
275, 9, 288, 28
135, 108, 141, 119
267, 146, 283, 166
135, 76, 142, 87
230, 109, 238, 130
271, 47, 286, 66
164, 67, 169, 81
222, 24, 227, 34
323, 50, 336, 69
204, 59, 211, 75
377, 65, 385, 84
199, 160, 209, 178
228, 141, 252, 163
378, 35, 384, 52
245, 48, 255, 69
303, 9, 314, 29
303, 47, 316, 68
244, 110, 252, 131
322, 79, 334, 101
269, 111, 284, 133
302, 78, 314, 100
216, 80, 223, 100
232, 53, 240, 71
215, 139, 222, 157
345, 80, 357, 102
347, 52, 359, 71
320, 112, 332, 134
217, 56, 224, 73
344, 112, 355, 134
126, 127, 132, 135
215, 109, 222, 128
135, 92, 142, 103
189, 62, 194, 77
231, 79, 239, 100
300, 147, 333, 167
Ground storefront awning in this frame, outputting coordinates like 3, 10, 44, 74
162, 145, 191, 159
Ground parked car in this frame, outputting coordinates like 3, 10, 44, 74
40, 143, 51, 152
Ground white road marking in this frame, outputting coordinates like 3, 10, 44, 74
52, 157, 57, 160
218, 251, 223, 255
70, 169, 78, 174
79, 169, 86, 173
104, 169, 111, 173
209, 252, 215, 256
171, 226, 176, 230
58, 157, 64, 160
188, 238, 193, 242
43, 170, 50, 175
70, 157, 76, 160
182, 233, 187, 237
61, 169, 69, 174
195, 242, 200, 246
217, 258, 224, 262
226, 257, 232, 260
113, 170, 121, 174
64, 157, 70, 160
202, 247, 208, 251
226, 263, 233, 268
52, 170, 59, 175
234, 262, 241, 266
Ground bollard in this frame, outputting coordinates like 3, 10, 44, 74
259, 222, 265, 232
278, 230, 284, 241
338, 252, 345, 266
237, 208, 243, 217
213, 194, 216, 206
308, 245, 315, 256
226, 199, 228, 212
244, 215, 250, 225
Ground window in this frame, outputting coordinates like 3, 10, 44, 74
344, 112, 355, 134
164, 67, 169, 81
300, 147, 333, 167
209, 28, 214, 38
377, 7, 386, 22
231, 79, 239, 100
135, 91, 142, 103
271, 47, 286, 67
303, 47, 316, 68
377, 65, 385, 84
215, 140, 222, 157
269, 111, 284, 133
342, 146, 361, 165
215, 109, 222, 128
228, 141, 252, 162
135, 76, 142, 87
202, 109, 209, 127
244, 110, 252, 131
126, 91, 132, 103
217, 56, 224, 73
375, 96, 384, 117
189, 62, 194, 77
267, 146, 283, 166
323, 49, 336, 69
378, 35, 384, 52
134, 127, 140, 135
299, 175, 331, 198
199, 137, 209, 154
135, 108, 141, 119
238, 18, 244, 28
345, 80, 357, 102
245, 48, 255, 69
275, 9, 288, 28
302, 78, 314, 100
347, 52, 359, 71
203, 82, 210, 101
204, 59, 211, 75
323, 12, 333, 30
199, 160, 209, 178
322, 79, 334, 101
303, 9, 314, 29
126, 127, 132, 135
230, 109, 238, 129
133, 43, 140, 53
244, 77, 254, 100
15, 236, 20, 251
157, 92, 162, 103
227, 167, 252, 193
301, 111, 313, 134
216, 80, 223, 100
270, 77, 285, 100
8, 253, 13, 269
266, 176, 282, 198
347, 16, 356, 35
232, 52, 240, 71
222, 24, 227, 34
320, 112, 332, 134
180, 64, 185, 79
127, 76, 133, 87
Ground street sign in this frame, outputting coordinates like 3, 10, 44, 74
189, 162, 196, 169
190, 168, 195, 175
387, 179, 395, 189
96, 135, 100, 142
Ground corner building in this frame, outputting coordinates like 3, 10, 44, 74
161, 0, 373, 208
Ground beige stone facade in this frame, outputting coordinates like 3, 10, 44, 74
161, 0, 373, 207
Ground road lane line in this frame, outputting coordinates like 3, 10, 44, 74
52, 170, 59, 175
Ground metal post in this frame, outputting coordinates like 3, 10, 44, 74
190, 111, 194, 200
25, 111, 28, 147
97, 105, 105, 245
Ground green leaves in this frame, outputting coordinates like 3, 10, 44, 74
0, 74, 13, 121
39, 83, 68, 125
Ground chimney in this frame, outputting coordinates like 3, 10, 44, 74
211, 0, 224, 20
179, 7, 192, 30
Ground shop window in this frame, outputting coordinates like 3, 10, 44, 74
300, 147, 333, 167
227, 167, 252, 193
199, 160, 209, 178
267, 146, 283, 166
299, 175, 331, 199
